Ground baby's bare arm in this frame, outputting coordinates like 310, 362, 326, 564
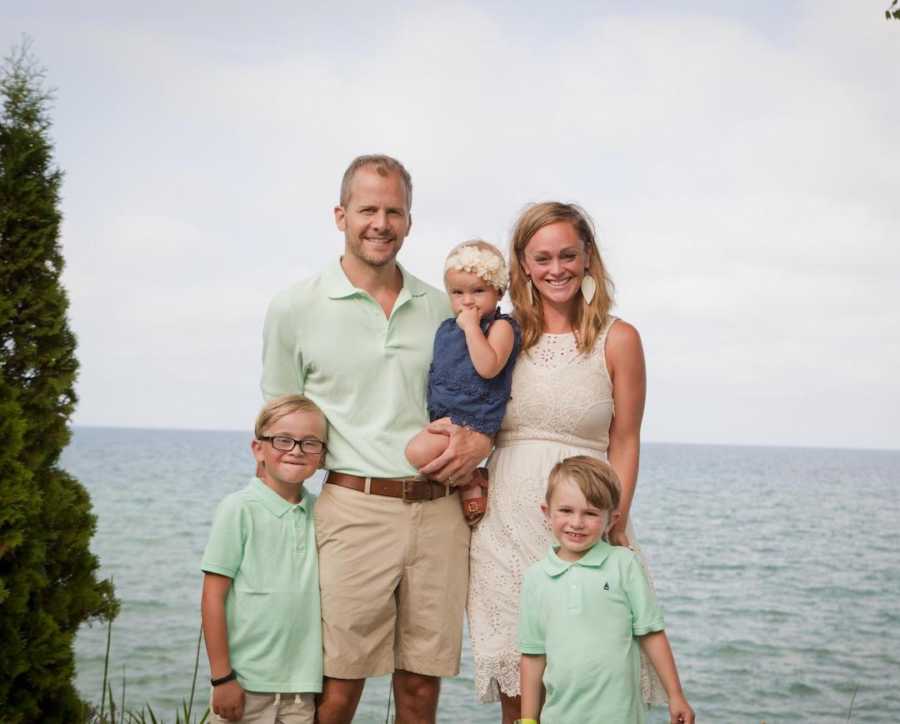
463, 318, 515, 379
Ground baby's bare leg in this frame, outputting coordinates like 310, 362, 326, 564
408, 430, 488, 524
405, 429, 451, 470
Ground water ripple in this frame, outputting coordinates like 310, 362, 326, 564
63, 431, 900, 722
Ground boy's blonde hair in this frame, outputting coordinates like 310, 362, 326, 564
546, 455, 621, 511
254, 394, 327, 439
444, 239, 509, 293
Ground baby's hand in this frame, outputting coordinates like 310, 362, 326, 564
455, 306, 481, 332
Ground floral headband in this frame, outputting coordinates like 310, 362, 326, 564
444, 245, 509, 293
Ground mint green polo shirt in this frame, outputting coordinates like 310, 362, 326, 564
518, 542, 665, 724
261, 260, 452, 477
201, 478, 322, 693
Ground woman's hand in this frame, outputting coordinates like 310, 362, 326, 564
668, 693, 695, 724
607, 515, 631, 547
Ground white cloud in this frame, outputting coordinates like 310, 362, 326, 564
3, 0, 897, 447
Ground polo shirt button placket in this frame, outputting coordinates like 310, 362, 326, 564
294, 508, 304, 552
568, 569, 582, 613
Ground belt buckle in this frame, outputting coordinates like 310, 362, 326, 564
401, 478, 415, 503
401, 477, 430, 503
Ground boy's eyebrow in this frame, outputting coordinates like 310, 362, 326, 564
267, 432, 324, 440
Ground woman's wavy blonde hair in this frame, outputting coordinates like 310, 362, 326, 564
508, 202, 614, 354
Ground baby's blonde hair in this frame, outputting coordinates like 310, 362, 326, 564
254, 394, 327, 440
546, 455, 621, 512
444, 239, 509, 294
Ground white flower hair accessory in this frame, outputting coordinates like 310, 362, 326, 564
444, 243, 509, 293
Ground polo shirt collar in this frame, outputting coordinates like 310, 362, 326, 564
250, 477, 309, 518
323, 259, 427, 300
540, 540, 613, 577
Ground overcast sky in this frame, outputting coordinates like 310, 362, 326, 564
2, 1, 898, 450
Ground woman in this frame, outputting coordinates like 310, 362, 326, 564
467, 202, 665, 722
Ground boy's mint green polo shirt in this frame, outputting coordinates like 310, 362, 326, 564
261, 260, 452, 478
518, 541, 665, 724
201, 478, 321, 693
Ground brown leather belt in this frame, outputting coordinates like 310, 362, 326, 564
326, 472, 456, 503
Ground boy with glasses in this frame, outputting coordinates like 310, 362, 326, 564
201, 394, 328, 723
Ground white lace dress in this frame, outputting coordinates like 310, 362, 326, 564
467, 320, 667, 705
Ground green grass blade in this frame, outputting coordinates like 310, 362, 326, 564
120, 664, 126, 724
108, 681, 117, 723
100, 616, 113, 719
187, 623, 203, 720
847, 682, 860, 722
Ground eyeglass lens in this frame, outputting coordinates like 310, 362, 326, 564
271, 436, 323, 454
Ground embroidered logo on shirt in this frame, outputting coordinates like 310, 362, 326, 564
603, 582, 610, 591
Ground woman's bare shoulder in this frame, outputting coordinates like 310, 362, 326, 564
606, 318, 643, 351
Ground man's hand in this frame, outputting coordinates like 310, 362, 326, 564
212, 679, 245, 721
419, 418, 492, 483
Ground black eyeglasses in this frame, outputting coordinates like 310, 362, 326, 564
258, 435, 326, 455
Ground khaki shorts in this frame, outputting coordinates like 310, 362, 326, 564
208, 690, 315, 724
314, 482, 470, 679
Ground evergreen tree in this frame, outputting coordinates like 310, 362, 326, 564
0, 42, 118, 722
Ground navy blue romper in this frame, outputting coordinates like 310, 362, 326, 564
426, 309, 522, 435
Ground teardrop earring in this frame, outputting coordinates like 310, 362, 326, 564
581, 274, 597, 305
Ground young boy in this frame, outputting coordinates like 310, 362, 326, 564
201, 394, 327, 723
518, 456, 694, 724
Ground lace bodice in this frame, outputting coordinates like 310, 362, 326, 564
496, 330, 614, 454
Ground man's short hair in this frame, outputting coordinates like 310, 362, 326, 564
339, 154, 413, 211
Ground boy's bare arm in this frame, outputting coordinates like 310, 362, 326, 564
201, 572, 245, 721
520, 653, 546, 721
460, 315, 516, 379
639, 631, 695, 724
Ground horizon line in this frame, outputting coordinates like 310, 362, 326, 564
67, 424, 900, 455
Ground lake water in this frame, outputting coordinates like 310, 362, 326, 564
64, 427, 900, 722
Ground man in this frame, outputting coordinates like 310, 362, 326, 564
261, 154, 491, 723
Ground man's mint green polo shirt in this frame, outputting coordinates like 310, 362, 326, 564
262, 260, 452, 477
518, 541, 665, 724
201, 478, 321, 693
